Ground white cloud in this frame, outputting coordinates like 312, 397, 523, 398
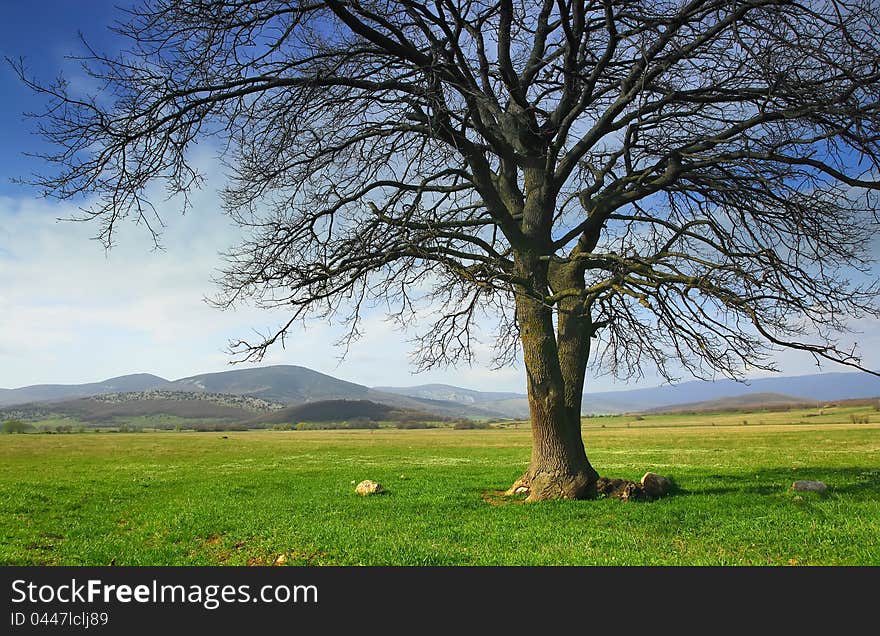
0, 176, 529, 391
1, 160, 877, 393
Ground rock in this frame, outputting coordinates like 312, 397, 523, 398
595, 477, 647, 501
618, 481, 649, 502
641, 472, 672, 497
792, 480, 827, 493
595, 477, 628, 498
595, 474, 671, 501
355, 479, 384, 496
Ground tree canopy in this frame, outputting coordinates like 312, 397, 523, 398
15, 0, 880, 498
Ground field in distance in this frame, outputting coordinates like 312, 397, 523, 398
1, 404, 878, 566
9, 396, 878, 433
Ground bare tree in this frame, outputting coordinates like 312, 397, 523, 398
15, 0, 880, 500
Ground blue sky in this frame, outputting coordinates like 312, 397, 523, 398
0, 0, 528, 390
0, 1, 877, 391
0, 1, 120, 196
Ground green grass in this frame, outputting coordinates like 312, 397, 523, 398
1, 410, 878, 565
574, 404, 878, 429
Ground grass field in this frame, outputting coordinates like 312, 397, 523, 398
1, 406, 879, 565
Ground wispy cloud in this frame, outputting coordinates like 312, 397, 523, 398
2, 163, 877, 392
0, 172, 527, 390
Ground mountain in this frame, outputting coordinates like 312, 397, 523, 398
170, 366, 491, 417
0, 373, 173, 407
581, 372, 880, 413
379, 371, 880, 415
374, 383, 636, 417
251, 399, 445, 424
0, 393, 446, 429
646, 392, 814, 414
170, 365, 370, 404
4, 366, 879, 418
374, 384, 524, 404
0, 365, 500, 418
373, 383, 527, 417
2, 396, 258, 424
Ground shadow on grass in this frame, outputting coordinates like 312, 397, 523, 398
679, 466, 880, 498
476, 467, 879, 505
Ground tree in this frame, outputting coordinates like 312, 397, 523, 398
15, 0, 880, 500
2, 420, 33, 434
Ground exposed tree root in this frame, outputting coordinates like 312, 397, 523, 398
504, 466, 599, 502
505, 472, 671, 502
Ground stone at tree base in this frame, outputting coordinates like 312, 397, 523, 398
355, 479, 385, 496
595, 474, 673, 502
618, 481, 648, 502
641, 472, 672, 497
792, 480, 827, 493
505, 471, 673, 502
595, 477, 648, 501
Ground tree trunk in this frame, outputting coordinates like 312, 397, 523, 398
508, 254, 599, 501
551, 260, 592, 443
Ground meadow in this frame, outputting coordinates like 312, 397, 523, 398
1, 406, 878, 565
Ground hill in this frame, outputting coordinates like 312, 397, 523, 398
582, 372, 880, 413
0, 373, 173, 407
373, 384, 524, 404
0, 391, 283, 426
171, 365, 370, 403
378, 371, 880, 416
4, 366, 880, 419
251, 399, 446, 424
372, 384, 528, 418
0, 366, 495, 418
171, 366, 495, 418
645, 392, 814, 414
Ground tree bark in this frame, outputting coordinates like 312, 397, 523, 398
551, 261, 592, 441
507, 253, 599, 501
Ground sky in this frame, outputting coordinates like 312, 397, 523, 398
0, 1, 878, 392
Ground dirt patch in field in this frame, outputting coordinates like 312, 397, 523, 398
481, 490, 527, 506
247, 550, 329, 566
194, 535, 328, 565
192, 534, 232, 562
25, 542, 56, 551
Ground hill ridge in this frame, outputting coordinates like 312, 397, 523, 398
4, 365, 880, 418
